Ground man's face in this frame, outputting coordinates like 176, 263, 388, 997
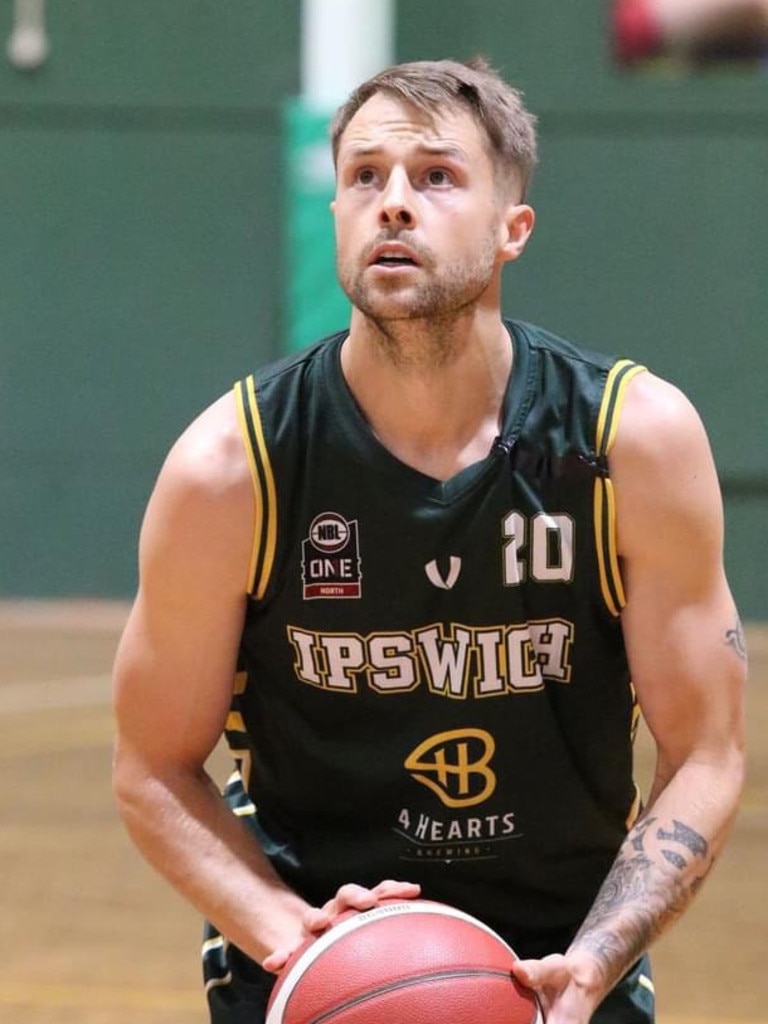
332, 93, 511, 324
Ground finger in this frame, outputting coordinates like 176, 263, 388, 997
513, 953, 569, 991
329, 883, 381, 911
303, 905, 335, 933
308, 884, 380, 932
371, 879, 422, 899
511, 957, 538, 987
262, 947, 293, 974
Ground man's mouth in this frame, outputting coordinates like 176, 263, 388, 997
375, 255, 416, 266
368, 244, 421, 268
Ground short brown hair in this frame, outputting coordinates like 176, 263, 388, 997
329, 57, 538, 199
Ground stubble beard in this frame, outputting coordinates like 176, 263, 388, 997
338, 235, 500, 370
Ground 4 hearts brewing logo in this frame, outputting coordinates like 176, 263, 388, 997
302, 512, 362, 600
394, 728, 520, 864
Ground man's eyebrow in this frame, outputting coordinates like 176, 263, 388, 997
339, 145, 380, 160
340, 142, 471, 163
418, 143, 470, 162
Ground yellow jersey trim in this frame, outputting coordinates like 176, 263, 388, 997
233, 376, 279, 599
234, 381, 262, 594
595, 478, 619, 617
596, 360, 646, 456
625, 783, 643, 831
226, 710, 246, 733
594, 360, 646, 615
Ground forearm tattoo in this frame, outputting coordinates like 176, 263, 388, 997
572, 814, 711, 986
725, 617, 747, 661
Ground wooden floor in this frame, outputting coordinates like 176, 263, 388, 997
0, 601, 765, 1024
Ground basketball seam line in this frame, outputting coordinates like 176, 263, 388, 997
303, 968, 520, 1024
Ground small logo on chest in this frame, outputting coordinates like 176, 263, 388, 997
302, 512, 362, 599
425, 556, 462, 590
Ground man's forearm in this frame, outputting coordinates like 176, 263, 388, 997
568, 759, 743, 993
569, 811, 710, 989
115, 758, 309, 963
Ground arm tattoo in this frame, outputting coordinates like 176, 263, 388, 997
661, 850, 687, 870
630, 814, 656, 853
725, 617, 747, 661
571, 814, 711, 986
656, 819, 708, 859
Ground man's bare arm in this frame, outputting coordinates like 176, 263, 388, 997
514, 373, 746, 1019
113, 393, 420, 968
112, 393, 313, 963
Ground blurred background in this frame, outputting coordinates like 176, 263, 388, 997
0, 2, 765, 1023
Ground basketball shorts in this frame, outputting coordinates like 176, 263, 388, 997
204, 923, 275, 1024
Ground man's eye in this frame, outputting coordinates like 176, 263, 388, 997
427, 168, 452, 186
355, 168, 376, 185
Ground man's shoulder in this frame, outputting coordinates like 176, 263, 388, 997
162, 390, 251, 500
160, 330, 348, 496
614, 369, 705, 457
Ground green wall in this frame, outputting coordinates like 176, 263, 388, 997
1, 2, 765, 616
0, 0, 300, 595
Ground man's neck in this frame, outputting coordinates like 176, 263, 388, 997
341, 312, 513, 481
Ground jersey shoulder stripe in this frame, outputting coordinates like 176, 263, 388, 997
234, 374, 278, 599
596, 358, 646, 457
594, 358, 646, 616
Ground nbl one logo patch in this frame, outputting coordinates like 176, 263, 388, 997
302, 512, 362, 600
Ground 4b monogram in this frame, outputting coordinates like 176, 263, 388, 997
405, 728, 497, 808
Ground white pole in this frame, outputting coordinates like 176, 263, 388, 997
7, 0, 49, 70
301, 0, 395, 111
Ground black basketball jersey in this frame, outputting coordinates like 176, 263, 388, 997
224, 319, 646, 958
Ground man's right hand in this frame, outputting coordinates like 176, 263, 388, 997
262, 879, 422, 973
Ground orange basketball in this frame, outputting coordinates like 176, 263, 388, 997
266, 899, 543, 1024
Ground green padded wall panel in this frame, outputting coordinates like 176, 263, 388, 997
0, 0, 298, 109
0, 0, 300, 596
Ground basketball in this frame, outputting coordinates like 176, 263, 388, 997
265, 899, 543, 1024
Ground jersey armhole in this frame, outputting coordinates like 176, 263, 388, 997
594, 359, 647, 617
233, 375, 278, 599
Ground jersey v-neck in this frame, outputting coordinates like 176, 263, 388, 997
322, 322, 536, 506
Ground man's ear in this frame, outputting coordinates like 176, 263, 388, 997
500, 203, 535, 263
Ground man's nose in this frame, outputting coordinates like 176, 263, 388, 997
379, 169, 415, 228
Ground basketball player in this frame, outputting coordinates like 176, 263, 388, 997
112, 58, 746, 1024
